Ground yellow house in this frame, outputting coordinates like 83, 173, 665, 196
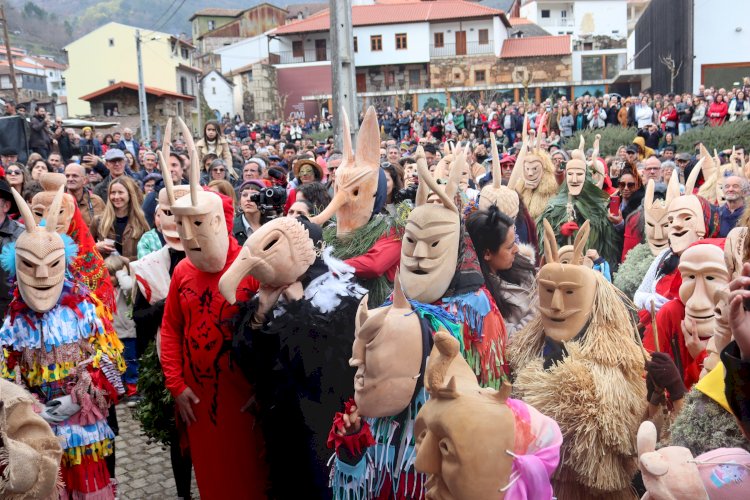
64, 22, 200, 118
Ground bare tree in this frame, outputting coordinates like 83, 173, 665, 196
659, 53, 683, 94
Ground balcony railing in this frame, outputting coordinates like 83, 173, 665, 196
538, 18, 575, 28
430, 40, 494, 58
272, 48, 331, 65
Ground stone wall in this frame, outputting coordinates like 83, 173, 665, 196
358, 64, 429, 93
430, 55, 573, 88
88, 89, 197, 134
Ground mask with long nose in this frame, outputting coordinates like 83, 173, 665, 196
12, 185, 69, 313
679, 243, 729, 341
643, 180, 669, 256
415, 331, 517, 500
400, 147, 461, 304
310, 106, 380, 236
169, 117, 229, 273
537, 219, 597, 342
351, 272, 422, 417
218, 217, 316, 305
666, 155, 708, 256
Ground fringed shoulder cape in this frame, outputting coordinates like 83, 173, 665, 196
232, 253, 366, 499
0, 281, 125, 499
508, 273, 647, 500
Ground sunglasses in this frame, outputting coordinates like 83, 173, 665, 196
213, 168, 225, 172
619, 181, 636, 189
6, 169, 22, 175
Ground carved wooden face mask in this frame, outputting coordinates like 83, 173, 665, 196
31, 173, 76, 235
479, 133, 520, 217
351, 272, 422, 417
310, 106, 380, 236
13, 185, 67, 313
169, 117, 229, 273
537, 220, 597, 342
401, 147, 461, 304
157, 122, 191, 251
218, 217, 316, 305
666, 156, 706, 256
415, 331, 515, 499
644, 179, 670, 256
679, 243, 729, 341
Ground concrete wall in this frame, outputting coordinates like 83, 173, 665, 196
354, 22, 430, 66
693, 0, 750, 90
429, 18, 504, 57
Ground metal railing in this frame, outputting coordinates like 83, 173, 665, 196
429, 40, 494, 58
273, 48, 331, 64
538, 18, 575, 28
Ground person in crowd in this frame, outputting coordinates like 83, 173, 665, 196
196, 120, 234, 177
233, 180, 265, 245
80, 126, 103, 156
607, 167, 646, 255
241, 158, 265, 183
29, 106, 52, 158
143, 152, 186, 228
124, 150, 141, 175
105, 253, 139, 403
0, 147, 18, 169
0, 179, 23, 318
466, 206, 536, 336
719, 175, 747, 237
64, 162, 106, 227
4, 162, 28, 197
208, 179, 238, 211
206, 159, 230, 184
91, 176, 150, 261
142, 172, 161, 195
29, 158, 52, 180
381, 163, 403, 215
118, 127, 140, 157
324, 152, 342, 197
708, 94, 729, 126
728, 90, 750, 122
287, 199, 314, 218
94, 148, 135, 199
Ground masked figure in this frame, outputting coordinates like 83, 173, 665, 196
30, 172, 116, 314
537, 136, 619, 267
615, 180, 671, 299
511, 116, 559, 221
130, 123, 194, 500
311, 107, 405, 307
158, 118, 268, 499
414, 331, 562, 499
643, 240, 729, 391
218, 216, 365, 498
402, 147, 508, 388
633, 158, 719, 326
0, 186, 125, 499
508, 220, 646, 499
328, 273, 470, 499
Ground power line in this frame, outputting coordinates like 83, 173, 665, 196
148, 0, 181, 32
151, 0, 188, 35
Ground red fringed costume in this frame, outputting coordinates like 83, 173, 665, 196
159, 196, 268, 499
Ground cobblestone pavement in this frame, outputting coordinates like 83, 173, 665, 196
114, 403, 199, 499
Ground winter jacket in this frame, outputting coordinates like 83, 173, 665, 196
587, 108, 607, 129
558, 115, 574, 137
29, 115, 52, 151
692, 104, 707, 127
195, 137, 233, 168
708, 101, 728, 126
728, 98, 750, 122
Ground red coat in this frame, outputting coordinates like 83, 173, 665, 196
708, 101, 728, 126
621, 210, 644, 261
642, 298, 707, 391
344, 229, 402, 282
160, 242, 268, 499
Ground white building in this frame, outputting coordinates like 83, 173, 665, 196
213, 31, 280, 74
200, 70, 234, 119
520, 0, 628, 39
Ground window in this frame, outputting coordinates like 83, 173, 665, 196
180, 76, 188, 95
478, 29, 489, 45
434, 32, 444, 48
371, 35, 382, 51
108, 79, 115, 86
475, 70, 486, 83
177, 101, 184, 117
583, 42, 593, 50
409, 69, 421, 86
541, 9, 550, 18
292, 40, 304, 58
181, 48, 189, 59
212, 87, 216, 95
581, 55, 603, 80
395, 33, 407, 50
208, 20, 216, 30
108, 38, 114, 47
561, 10, 567, 18
353, 36, 358, 52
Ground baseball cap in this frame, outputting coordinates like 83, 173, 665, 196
104, 148, 126, 161
626, 145, 639, 154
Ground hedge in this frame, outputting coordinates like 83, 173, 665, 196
566, 120, 750, 157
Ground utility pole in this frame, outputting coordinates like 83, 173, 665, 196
329, 0, 357, 150
135, 30, 150, 142
0, 3, 19, 104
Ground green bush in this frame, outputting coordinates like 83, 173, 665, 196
565, 121, 750, 157
567, 127, 640, 156
674, 120, 750, 152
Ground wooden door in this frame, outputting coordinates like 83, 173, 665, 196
356, 73, 367, 93
455, 31, 467, 56
315, 39, 327, 61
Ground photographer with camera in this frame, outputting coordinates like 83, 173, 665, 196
29, 106, 53, 159
233, 180, 287, 245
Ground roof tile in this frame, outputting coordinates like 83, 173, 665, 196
500, 35, 570, 58
79, 82, 194, 101
274, 0, 507, 35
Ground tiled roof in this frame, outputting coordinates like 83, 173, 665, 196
189, 8, 242, 21
274, 1, 509, 35
509, 16, 533, 25
28, 56, 67, 70
500, 35, 570, 58
79, 82, 194, 101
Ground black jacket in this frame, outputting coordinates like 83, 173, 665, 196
0, 217, 23, 320
29, 115, 52, 150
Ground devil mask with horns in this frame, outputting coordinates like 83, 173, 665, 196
666, 156, 713, 256
311, 107, 381, 236
157, 119, 191, 251
400, 147, 462, 304
644, 179, 670, 256
169, 117, 229, 273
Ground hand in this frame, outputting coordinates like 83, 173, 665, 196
175, 387, 199, 425
646, 352, 686, 401
607, 212, 623, 225
96, 241, 115, 254
257, 284, 287, 317
560, 221, 579, 237
682, 318, 707, 360
336, 404, 362, 436
729, 262, 750, 360
586, 249, 600, 261
82, 153, 98, 165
